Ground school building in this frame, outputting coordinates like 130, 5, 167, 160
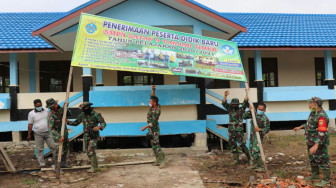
0, 0, 335, 150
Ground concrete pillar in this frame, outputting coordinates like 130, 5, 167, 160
329, 118, 336, 131
96, 69, 104, 86
9, 53, 19, 121
82, 68, 92, 102
324, 50, 334, 89
191, 133, 208, 151
12, 131, 22, 142
254, 50, 264, 102
29, 53, 36, 93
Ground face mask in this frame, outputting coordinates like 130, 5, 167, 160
83, 107, 92, 114
257, 110, 264, 115
232, 106, 238, 109
310, 105, 317, 112
35, 106, 43, 112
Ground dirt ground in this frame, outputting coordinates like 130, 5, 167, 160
1, 134, 336, 188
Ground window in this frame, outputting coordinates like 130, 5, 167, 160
0, 62, 9, 93
40, 61, 72, 92
185, 77, 230, 89
248, 58, 278, 87
314, 58, 336, 86
118, 71, 163, 86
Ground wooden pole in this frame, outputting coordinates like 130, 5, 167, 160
244, 82, 270, 178
56, 66, 73, 179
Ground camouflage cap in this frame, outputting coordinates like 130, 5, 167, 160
79, 102, 93, 109
230, 98, 240, 105
46, 98, 58, 108
308, 97, 323, 106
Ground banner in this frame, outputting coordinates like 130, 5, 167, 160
71, 13, 246, 82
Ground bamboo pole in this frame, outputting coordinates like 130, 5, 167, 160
244, 82, 269, 178
56, 66, 73, 179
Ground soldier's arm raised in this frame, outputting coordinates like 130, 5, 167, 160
222, 90, 230, 110
151, 85, 156, 97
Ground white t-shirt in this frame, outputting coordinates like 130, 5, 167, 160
28, 109, 49, 133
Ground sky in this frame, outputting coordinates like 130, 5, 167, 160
0, 0, 335, 14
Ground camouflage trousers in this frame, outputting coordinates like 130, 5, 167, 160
307, 145, 330, 169
229, 130, 247, 153
54, 137, 69, 160
84, 133, 98, 158
250, 133, 264, 159
146, 131, 163, 155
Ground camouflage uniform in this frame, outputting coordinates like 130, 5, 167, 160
222, 99, 249, 153
46, 98, 70, 167
303, 103, 330, 169
243, 110, 270, 159
146, 104, 163, 157
303, 97, 330, 186
67, 102, 106, 158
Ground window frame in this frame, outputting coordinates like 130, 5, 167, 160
248, 58, 279, 87
117, 71, 164, 86
39, 61, 73, 92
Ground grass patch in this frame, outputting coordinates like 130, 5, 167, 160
23, 178, 36, 185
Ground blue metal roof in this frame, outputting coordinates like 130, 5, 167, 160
185, 0, 246, 27
223, 13, 336, 47
33, 0, 98, 32
0, 13, 62, 50
33, 0, 246, 32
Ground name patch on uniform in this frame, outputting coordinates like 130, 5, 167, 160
318, 117, 327, 132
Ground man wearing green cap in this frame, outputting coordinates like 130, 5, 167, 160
46, 98, 71, 170
294, 97, 330, 187
141, 85, 168, 169
67, 102, 106, 173
222, 90, 251, 165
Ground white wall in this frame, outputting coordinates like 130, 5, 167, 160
94, 105, 197, 123
0, 110, 10, 122
239, 50, 327, 88
17, 92, 81, 109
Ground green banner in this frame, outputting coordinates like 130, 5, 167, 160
71, 13, 246, 82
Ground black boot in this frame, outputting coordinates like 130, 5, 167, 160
61, 154, 71, 168
242, 146, 253, 166
306, 165, 320, 181
314, 169, 330, 187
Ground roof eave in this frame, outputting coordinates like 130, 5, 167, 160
0, 49, 59, 53
239, 46, 336, 50
32, 0, 111, 37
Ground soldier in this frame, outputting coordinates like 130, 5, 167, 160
67, 102, 106, 173
46, 98, 71, 170
294, 97, 330, 187
141, 85, 168, 169
222, 90, 252, 165
243, 103, 270, 171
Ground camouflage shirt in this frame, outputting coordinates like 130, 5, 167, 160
147, 105, 161, 132
303, 109, 329, 147
222, 99, 248, 131
68, 110, 106, 139
243, 111, 271, 136
48, 107, 70, 140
